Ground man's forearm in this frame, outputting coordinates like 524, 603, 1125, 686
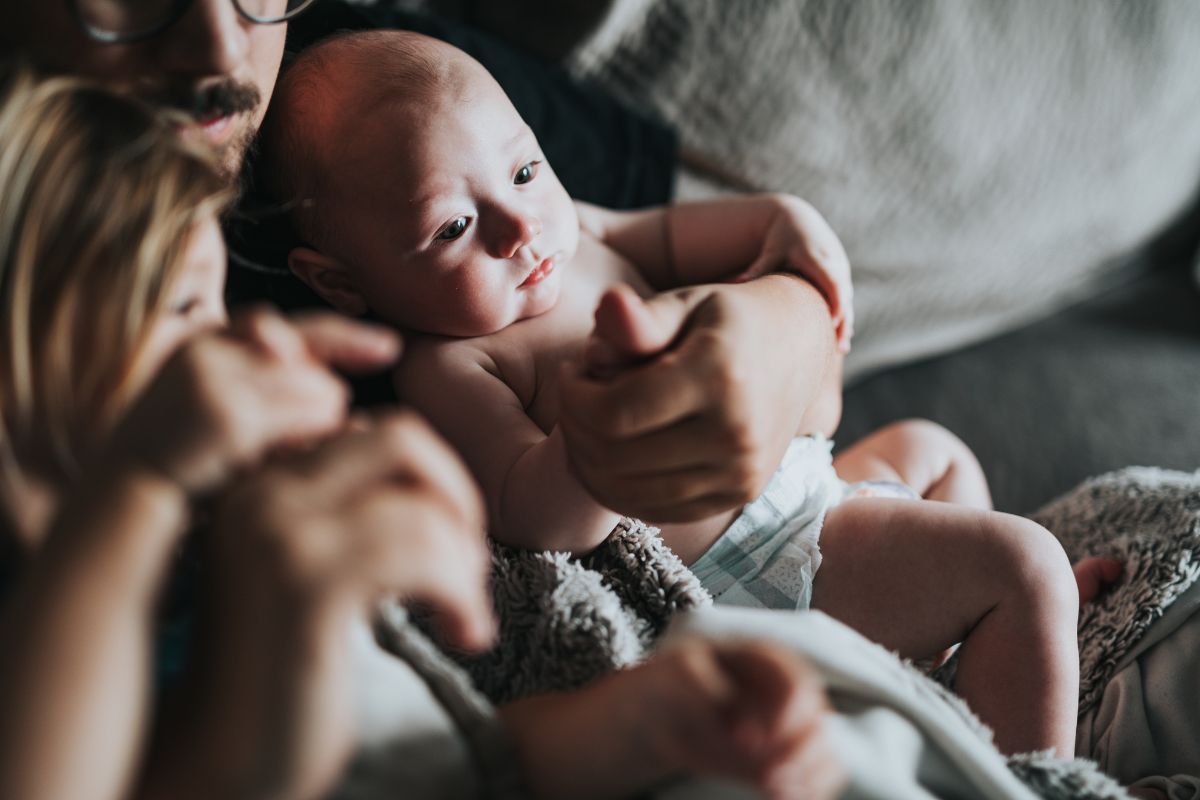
730, 272, 836, 429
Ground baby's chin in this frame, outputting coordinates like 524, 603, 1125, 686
514, 268, 563, 324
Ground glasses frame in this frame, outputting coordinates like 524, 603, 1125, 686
67, 0, 319, 45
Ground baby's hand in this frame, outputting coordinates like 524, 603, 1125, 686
734, 195, 853, 353
1073, 556, 1124, 605
583, 283, 687, 379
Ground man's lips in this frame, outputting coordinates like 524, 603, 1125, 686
519, 257, 556, 288
195, 111, 237, 145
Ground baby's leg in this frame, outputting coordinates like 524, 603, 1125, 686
833, 419, 992, 509
811, 498, 1079, 756
498, 639, 845, 800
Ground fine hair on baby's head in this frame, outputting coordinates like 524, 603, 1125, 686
264, 30, 579, 338
263, 30, 480, 257
0, 62, 230, 487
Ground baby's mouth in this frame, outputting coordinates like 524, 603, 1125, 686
519, 256, 556, 288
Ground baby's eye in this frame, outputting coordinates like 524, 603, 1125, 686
436, 216, 470, 241
514, 161, 541, 185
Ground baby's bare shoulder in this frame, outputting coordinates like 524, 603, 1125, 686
395, 334, 504, 397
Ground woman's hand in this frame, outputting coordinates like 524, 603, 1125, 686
144, 412, 492, 800
213, 410, 493, 648
107, 307, 400, 496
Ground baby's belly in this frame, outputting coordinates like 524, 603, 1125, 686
657, 509, 742, 566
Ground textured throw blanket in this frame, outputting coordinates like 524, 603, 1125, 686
378, 467, 1200, 799
561, 0, 1200, 381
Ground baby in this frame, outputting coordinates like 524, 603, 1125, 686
266, 30, 1082, 757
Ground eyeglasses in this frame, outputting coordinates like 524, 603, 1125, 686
68, 0, 320, 44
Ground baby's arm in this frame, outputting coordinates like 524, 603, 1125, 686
397, 343, 621, 553
577, 194, 852, 350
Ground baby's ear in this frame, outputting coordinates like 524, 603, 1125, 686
288, 247, 369, 316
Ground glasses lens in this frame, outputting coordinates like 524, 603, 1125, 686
76, 0, 175, 39
236, 0, 318, 23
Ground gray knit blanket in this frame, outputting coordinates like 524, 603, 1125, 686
560, 0, 1200, 381
416, 467, 1200, 799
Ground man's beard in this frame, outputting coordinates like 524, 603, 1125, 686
157, 79, 263, 178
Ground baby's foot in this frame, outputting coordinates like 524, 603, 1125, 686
1073, 556, 1123, 605
499, 638, 845, 799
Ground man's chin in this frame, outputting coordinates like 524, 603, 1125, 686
180, 112, 255, 180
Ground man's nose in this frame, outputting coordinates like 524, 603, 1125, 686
154, 0, 250, 77
488, 209, 542, 259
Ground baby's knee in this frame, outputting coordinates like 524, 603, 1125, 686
987, 516, 1078, 615
887, 418, 974, 461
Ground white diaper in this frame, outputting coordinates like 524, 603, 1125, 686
689, 436, 917, 611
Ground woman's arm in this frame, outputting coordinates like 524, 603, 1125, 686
136, 414, 494, 800
0, 310, 401, 800
0, 464, 188, 800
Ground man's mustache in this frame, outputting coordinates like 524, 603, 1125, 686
158, 80, 261, 120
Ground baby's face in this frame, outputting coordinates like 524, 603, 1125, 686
338, 67, 578, 337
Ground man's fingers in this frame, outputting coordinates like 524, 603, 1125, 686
291, 312, 402, 373
559, 351, 712, 439
566, 415, 731, 478
621, 491, 753, 524
586, 466, 746, 512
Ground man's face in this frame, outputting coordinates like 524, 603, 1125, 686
1, 0, 288, 176
335, 68, 580, 338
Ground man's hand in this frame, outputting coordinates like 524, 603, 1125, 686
559, 275, 833, 523
108, 307, 400, 496
734, 195, 853, 353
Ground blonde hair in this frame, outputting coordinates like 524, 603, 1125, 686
0, 63, 230, 490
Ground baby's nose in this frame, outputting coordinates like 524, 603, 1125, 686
498, 212, 541, 258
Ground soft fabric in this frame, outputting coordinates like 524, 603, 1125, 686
663, 608, 1044, 800
1029, 467, 1200, 716
557, 0, 1200, 381
1030, 468, 1200, 796
1078, 579, 1200, 797
400, 466, 1200, 797
837, 261, 1200, 514
691, 436, 838, 611
449, 518, 711, 705
332, 616, 527, 800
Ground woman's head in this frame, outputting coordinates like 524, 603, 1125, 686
0, 63, 230, 488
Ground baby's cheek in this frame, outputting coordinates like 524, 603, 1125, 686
446, 273, 516, 336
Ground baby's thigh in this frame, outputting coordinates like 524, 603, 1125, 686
810, 498, 1067, 657
833, 419, 976, 492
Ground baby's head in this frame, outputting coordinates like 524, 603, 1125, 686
265, 31, 579, 337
